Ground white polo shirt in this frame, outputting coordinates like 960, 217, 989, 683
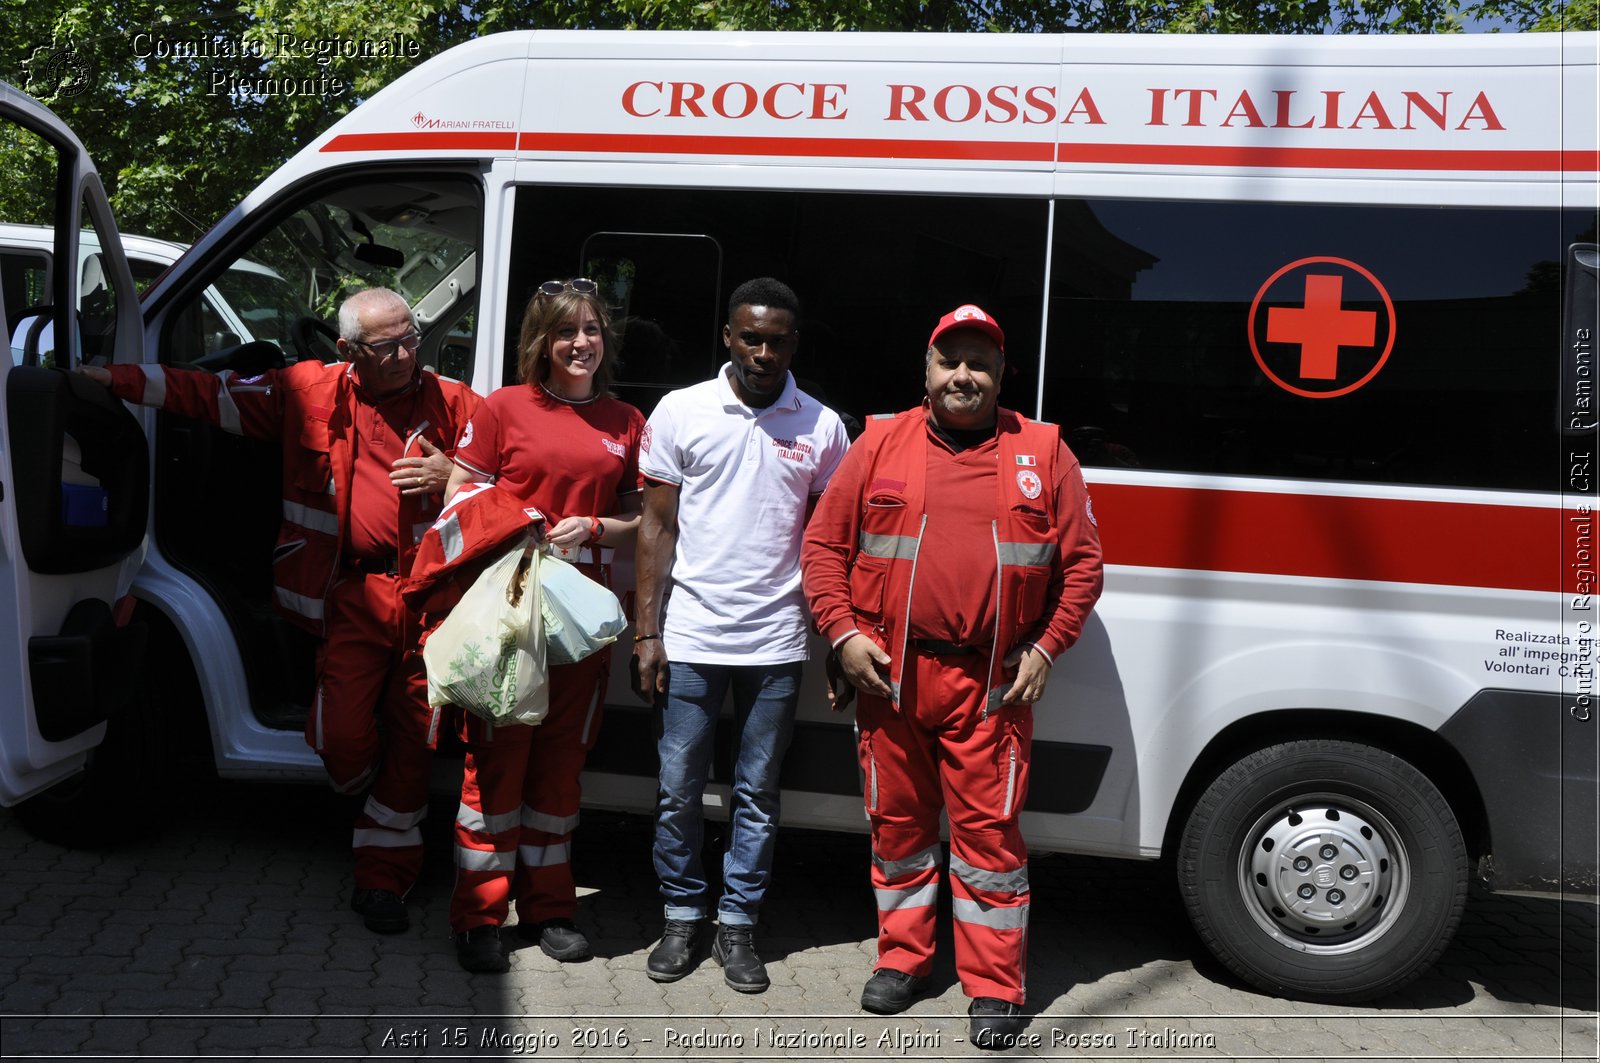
640, 364, 850, 665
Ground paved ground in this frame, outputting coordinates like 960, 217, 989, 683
0, 776, 1596, 1062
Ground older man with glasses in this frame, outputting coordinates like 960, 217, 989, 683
81, 287, 480, 935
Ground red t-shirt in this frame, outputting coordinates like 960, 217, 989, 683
346, 387, 427, 560
908, 434, 1001, 644
453, 383, 645, 518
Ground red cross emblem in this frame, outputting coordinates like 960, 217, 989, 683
1248, 257, 1396, 399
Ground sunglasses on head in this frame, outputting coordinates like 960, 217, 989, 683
538, 278, 599, 297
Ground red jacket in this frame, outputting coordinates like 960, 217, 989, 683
402, 481, 545, 619
107, 360, 480, 635
803, 406, 1103, 713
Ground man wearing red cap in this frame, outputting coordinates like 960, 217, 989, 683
802, 304, 1102, 1049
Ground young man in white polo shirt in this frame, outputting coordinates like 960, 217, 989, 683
632, 277, 850, 993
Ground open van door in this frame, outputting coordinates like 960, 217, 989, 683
0, 82, 150, 806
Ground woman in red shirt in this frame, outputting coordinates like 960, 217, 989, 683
443, 279, 646, 972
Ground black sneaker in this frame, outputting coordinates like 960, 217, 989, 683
455, 925, 509, 973
711, 923, 769, 993
968, 997, 1026, 1051
860, 968, 929, 1014
350, 888, 408, 934
523, 917, 590, 962
645, 918, 703, 982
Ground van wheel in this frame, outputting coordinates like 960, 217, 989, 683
12, 689, 165, 847
13, 607, 196, 848
1177, 739, 1467, 1002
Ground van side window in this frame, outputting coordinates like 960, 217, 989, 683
76, 197, 124, 369
1, 124, 61, 366
0, 251, 48, 327
577, 232, 722, 402
1043, 200, 1595, 493
159, 175, 482, 380
121, 257, 166, 292
509, 186, 1048, 422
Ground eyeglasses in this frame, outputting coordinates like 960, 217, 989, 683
353, 330, 421, 359
537, 278, 599, 297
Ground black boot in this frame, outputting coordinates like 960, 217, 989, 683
969, 997, 1026, 1050
645, 919, 704, 982
860, 968, 929, 1014
516, 917, 590, 962
350, 888, 408, 934
712, 923, 769, 993
454, 925, 509, 973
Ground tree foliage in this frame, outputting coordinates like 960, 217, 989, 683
1, 0, 1589, 242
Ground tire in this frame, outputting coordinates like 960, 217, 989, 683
13, 608, 200, 848
12, 687, 165, 847
1177, 739, 1467, 1002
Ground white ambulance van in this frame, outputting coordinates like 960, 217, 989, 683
1, 31, 1595, 1002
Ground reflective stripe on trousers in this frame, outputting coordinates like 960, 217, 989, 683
449, 651, 607, 933
855, 649, 1033, 1003
315, 571, 435, 897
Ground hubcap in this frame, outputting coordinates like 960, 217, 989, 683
1238, 793, 1408, 954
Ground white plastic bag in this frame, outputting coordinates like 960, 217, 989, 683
423, 537, 549, 725
539, 553, 628, 665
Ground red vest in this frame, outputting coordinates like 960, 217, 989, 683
847, 408, 1061, 713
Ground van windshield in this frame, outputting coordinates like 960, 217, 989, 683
208, 263, 303, 351
259, 197, 478, 325
160, 176, 480, 376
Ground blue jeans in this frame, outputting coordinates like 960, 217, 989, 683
653, 661, 802, 927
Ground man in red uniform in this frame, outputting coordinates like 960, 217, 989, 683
801, 304, 1103, 1050
83, 288, 479, 934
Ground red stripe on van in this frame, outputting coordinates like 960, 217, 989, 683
519, 131, 1055, 162
1058, 143, 1599, 173
325, 130, 1595, 172
1088, 482, 1579, 593
322, 132, 519, 152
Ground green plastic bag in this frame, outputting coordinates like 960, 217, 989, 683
423, 537, 549, 725
539, 552, 628, 665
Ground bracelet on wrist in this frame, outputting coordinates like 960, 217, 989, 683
587, 516, 604, 543
633, 633, 662, 644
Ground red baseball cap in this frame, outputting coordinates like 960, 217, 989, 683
928, 304, 1005, 353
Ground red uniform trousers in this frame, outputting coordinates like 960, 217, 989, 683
856, 647, 1033, 1004
305, 571, 441, 896
450, 649, 609, 933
